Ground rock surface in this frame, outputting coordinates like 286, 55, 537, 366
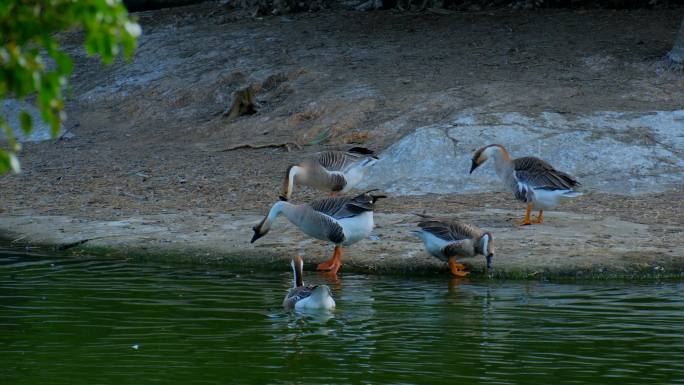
1, 6, 683, 279
362, 110, 684, 196
0, 100, 67, 143
2, 208, 682, 279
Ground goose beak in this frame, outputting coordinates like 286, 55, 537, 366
251, 226, 264, 243
486, 254, 493, 269
469, 160, 480, 174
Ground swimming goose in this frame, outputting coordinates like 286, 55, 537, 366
251, 190, 386, 275
283, 255, 336, 311
469, 144, 582, 226
279, 147, 378, 201
412, 217, 494, 277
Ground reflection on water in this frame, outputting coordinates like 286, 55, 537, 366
1, 249, 684, 385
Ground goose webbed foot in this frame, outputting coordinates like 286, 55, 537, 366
516, 203, 533, 226
533, 210, 544, 224
317, 246, 342, 273
326, 259, 342, 276
448, 258, 469, 277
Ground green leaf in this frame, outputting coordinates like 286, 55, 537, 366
50, 116, 61, 137
0, 0, 138, 175
19, 111, 32, 135
54, 51, 73, 74
308, 128, 332, 145
0, 150, 18, 174
2, 118, 16, 146
0, 151, 10, 174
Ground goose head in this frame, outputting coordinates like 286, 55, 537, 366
251, 217, 271, 243
477, 232, 494, 269
279, 165, 307, 202
470, 144, 507, 174
311, 285, 332, 298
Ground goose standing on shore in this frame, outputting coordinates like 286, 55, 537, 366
283, 255, 336, 311
279, 147, 378, 201
469, 144, 582, 226
251, 190, 386, 275
412, 217, 494, 277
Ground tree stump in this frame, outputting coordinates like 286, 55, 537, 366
224, 87, 257, 119
668, 18, 684, 69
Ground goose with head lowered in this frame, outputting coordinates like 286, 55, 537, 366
283, 255, 335, 311
470, 144, 582, 226
279, 147, 378, 201
251, 190, 386, 275
412, 215, 494, 277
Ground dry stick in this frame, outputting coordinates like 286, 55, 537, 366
56, 231, 168, 251
11, 235, 27, 243
216, 142, 302, 152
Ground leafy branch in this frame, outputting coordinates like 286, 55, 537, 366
0, 0, 140, 174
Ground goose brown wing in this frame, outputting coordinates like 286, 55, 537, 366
309, 196, 353, 217
311, 151, 363, 172
442, 240, 472, 258
287, 286, 314, 302
417, 220, 482, 241
347, 147, 376, 157
513, 157, 580, 190
284, 286, 315, 308
309, 192, 380, 220
300, 204, 346, 244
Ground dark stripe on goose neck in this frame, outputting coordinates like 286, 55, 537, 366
294, 256, 303, 287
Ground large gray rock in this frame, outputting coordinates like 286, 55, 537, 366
362, 110, 684, 196
0, 100, 67, 143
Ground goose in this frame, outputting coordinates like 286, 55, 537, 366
251, 190, 386, 275
469, 144, 582, 225
279, 147, 378, 201
283, 255, 336, 311
412, 216, 494, 277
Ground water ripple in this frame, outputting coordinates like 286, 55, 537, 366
1, 251, 684, 384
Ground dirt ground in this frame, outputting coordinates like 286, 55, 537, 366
1, 4, 683, 274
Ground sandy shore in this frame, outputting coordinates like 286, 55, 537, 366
1, 5, 683, 279
3, 195, 682, 279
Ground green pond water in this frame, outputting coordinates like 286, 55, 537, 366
1, 248, 684, 385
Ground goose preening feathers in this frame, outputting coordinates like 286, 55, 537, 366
412, 216, 494, 277
279, 147, 378, 201
470, 144, 582, 226
283, 255, 335, 311
251, 190, 386, 275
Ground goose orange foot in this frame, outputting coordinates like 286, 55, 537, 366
317, 259, 335, 271
317, 246, 342, 272
533, 210, 544, 224
325, 260, 343, 276
448, 258, 470, 277
323, 270, 342, 283
517, 203, 533, 226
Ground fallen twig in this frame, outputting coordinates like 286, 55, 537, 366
427, 7, 453, 15
57, 239, 92, 251
11, 235, 27, 243
216, 142, 302, 152
54, 232, 168, 251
